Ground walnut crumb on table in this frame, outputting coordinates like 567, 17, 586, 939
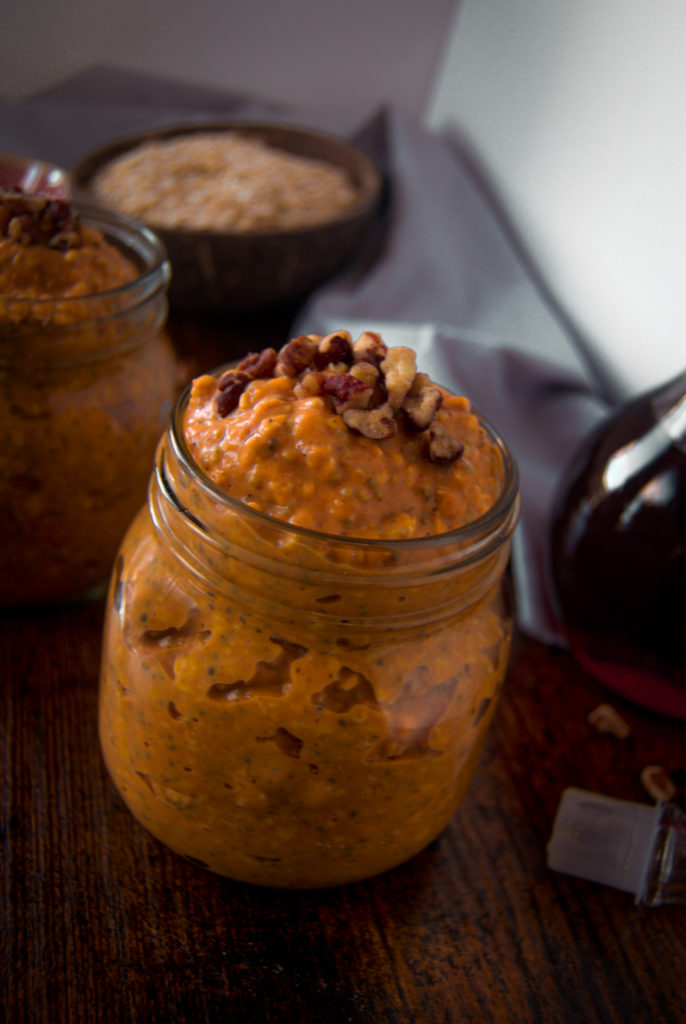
640, 765, 677, 803
587, 703, 631, 739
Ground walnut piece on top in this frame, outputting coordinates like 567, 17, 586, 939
213, 330, 467, 462
0, 188, 82, 250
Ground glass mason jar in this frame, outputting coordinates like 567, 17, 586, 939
0, 204, 176, 605
99, 382, 520, 888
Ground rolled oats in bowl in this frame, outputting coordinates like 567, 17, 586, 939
90, 132, 360, 233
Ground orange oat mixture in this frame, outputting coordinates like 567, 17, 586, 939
0, 190, 175, 604
0, 218, 136, 301
99, 331, 517, 887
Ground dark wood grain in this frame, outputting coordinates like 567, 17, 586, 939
2, 313, 685, 1024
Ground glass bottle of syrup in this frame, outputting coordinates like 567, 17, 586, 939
549, 368, 686, 719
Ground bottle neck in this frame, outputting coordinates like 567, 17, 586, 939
651, 368, 686, 447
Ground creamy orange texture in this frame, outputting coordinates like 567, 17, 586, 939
0, 198, 176, 604
0, 223, 136, 299
184, 371, 500, 539
99, 332, 515, 887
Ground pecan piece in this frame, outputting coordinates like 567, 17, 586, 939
320, 372, 373, 413
313, 330, 353, 369
342, 402, 397, 439
293, 370, 326, 399
275, 335, 319, 377
352, 331, 388, 367
348, 361, 379, 388
640, 765, 677, 803
427, 423, 464, 464
380, 346, 416, 410
403, 373, 443, 431
236, 347, 278, 379
215, 370, 250, 416
587, 703, 631, 739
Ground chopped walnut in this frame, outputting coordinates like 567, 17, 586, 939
210, 332, 474, 468
275, 335, 318, 377
403, 373, 443, 432
0, 188, 82, 249
313, 330, 353, 369
215, 370, 250, 416
427, 423, 464, 464
342, 402, 397, 439
587, 704, 631, 739
640, 765, 677, 803
320, 373, 373, 413
293, 370, 326, 400
348, 361, 380, 388
352, 331, 387, 367
214, 348, 277, 415
380, 346, 417, 410
236, 348, 278, 379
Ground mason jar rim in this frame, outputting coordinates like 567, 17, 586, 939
165, 372, 521, 558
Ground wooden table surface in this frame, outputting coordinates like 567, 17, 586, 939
3, 312, 685, 1024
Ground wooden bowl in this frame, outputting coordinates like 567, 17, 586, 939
71, 122, 382, 315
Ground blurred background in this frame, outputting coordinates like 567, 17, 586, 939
1, 0, 454, 119
2, 0, 685, 397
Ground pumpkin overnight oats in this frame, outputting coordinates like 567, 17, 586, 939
99, 330, 520, 887
0, 190, 175, 605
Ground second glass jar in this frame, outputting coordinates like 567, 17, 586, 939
0, 204, 176, 606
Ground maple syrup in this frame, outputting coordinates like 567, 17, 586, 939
549, 370, 686, 718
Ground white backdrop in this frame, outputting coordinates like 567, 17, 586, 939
1, 0, 456, 120
427, 0, 686, 399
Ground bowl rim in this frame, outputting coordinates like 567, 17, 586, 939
71, 119, 383, 241
0, 150, 70, 198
